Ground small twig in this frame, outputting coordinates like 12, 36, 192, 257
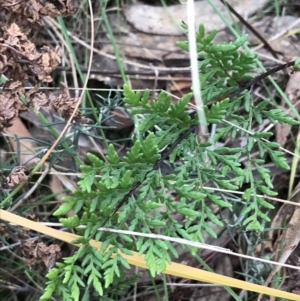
219, 0, 278, 58
17, 59, 191, 76
227, 60, 296, 99
0, 43, 25, 57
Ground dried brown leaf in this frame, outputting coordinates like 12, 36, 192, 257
51, 83, 82, 122
5, 166, 29, 188
0, 92, 27, 131
40, 3, 61, 17
30, 92, 52, 114
22, 241, 61, 269
31, 46, 61, 82
52, 0, 75, 15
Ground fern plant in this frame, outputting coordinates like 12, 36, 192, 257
40, 24, 298, 300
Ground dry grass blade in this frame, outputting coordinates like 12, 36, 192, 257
1, 209, 300, 301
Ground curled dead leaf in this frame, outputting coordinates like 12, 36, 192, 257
51, 83, 82, 122
5, 166, 29, 189
22, 240, 61, 270
30, 92, 52, 114
31, 46, 61, 82
28, 83, 83, 123
0, 92, 27, 131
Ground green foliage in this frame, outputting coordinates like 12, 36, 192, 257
42, 23, 299, 300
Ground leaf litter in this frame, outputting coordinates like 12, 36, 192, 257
0, 1, 84, 133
